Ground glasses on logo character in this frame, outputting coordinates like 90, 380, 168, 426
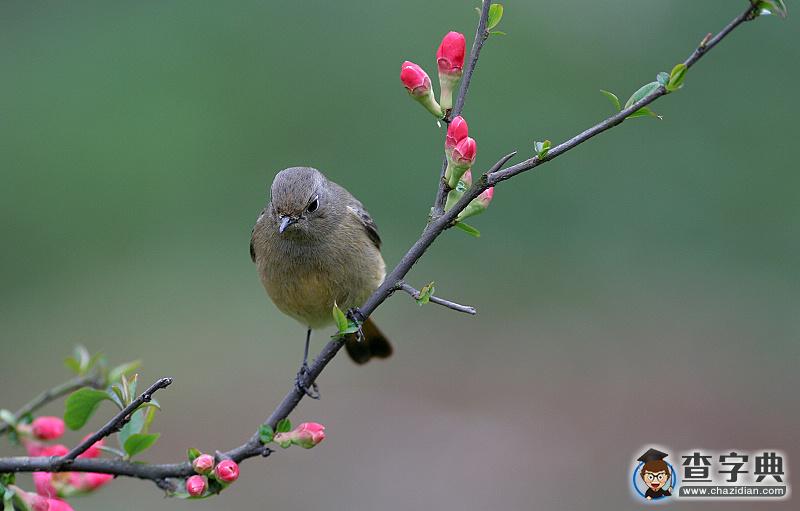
643, 472, 668, 483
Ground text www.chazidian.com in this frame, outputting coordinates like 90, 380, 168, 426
679, 485, 786, 498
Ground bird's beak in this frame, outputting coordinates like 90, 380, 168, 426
278, 215, 296, 233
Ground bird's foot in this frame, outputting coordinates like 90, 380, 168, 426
295, 362, 320, 399
346, 308, 365, 341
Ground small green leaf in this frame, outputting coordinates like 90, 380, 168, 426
757, 0, 788, 18
487, 3, 504, 30
123, 432, 160, 458
624, 81, 660, 109
276, 418, 291, 434
64, 357, 82, 375
64, 388, 110, 430
667, 63, 687, 92
332, 303, 348, 333
187, 447, 201, 461
108, 360, 142, 384
489, 30, 507, 36
416, 282, 435, 306
141, 405, 156, 434
73, 345, 90, 373
0, 410, 16, 427
259, 424, 274, 444
107, 386, 124, 409
656, 72, 670, 87
0, 472, 15, 486
600, 89, 621, 111
118, 408, 145, 449
534, 139, 551, 159
454, 222, 481, 237
626, 107, 662, 120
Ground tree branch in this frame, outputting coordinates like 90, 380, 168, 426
396, 281, 477, 315
0, 0, 766, 493
0, 375, 102, 436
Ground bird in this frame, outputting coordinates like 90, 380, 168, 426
250, 167, 393, 397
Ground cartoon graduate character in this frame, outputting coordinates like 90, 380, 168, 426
638, 448, 673, 500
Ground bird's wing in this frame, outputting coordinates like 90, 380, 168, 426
347, 202, 382, 250
250, 207, 268, 263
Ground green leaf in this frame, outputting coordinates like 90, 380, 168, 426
259, 424, 274, 444
108, 360, 141, 384
276, 418, 291, 434
331, 303, 348, 333
64, 356, 82, 375
73, 345, 90, 373
123, 432, 160, 458
624, 81, 660, 109
141, 405, 156, 434
0, 472, 15, 486
757, 0, 788, 18
454, 222, 481, 237
187, 447, 201, 461
0, 410, 15, 427
107, 386, 124, 409
64, 388, 110, 430
599, 89, 621, 111
416, 282, 435, 306
656, 72, 670, 87
487, 3, 504, 30
489, 30, 507, 36
534, 139, 551, 159
626, 107, 662, 120
667, 63, 687, 92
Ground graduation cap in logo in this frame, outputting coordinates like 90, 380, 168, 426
637, 448, 669, 464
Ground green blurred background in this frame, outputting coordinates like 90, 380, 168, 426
1, 1, 798, 509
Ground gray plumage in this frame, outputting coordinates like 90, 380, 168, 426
250, 167, 389, 357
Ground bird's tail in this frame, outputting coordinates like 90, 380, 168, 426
344, 317, 393, 364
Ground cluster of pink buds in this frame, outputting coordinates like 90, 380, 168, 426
444, 115, 476, 189
184, 452, 240, 497
400, 31, 466, 118
273, 422, 326, 449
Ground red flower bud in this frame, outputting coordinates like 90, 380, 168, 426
77, 435, 103, 459
33, 472, 57, 498
67, 472, 113, 493
31, 417, 65, 440
457, 187, 495, 222
186, 475, 207, 497
400, 61, 443, 118
192, 454, 215, 475
436, 32, 466, 111
292, 422, 326, 449
214, 459, 239, 484
42, 444, 69, 457
452, 137, 477, 165
445, 116, 469, 153
477, 187, 494, 206
436, 32, 466, 75
9, 486, 73, 511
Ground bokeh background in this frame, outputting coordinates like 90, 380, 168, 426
1, 1, 798, 509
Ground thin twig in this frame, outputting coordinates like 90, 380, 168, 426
0, 1, 766, 489
58, 377, 173, 466
0, 375, 102, 435
431, 0, 493, 219
396, 282, 477, 315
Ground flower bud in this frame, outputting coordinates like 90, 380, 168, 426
33, 472, 58, 498
292, 422, 326, 449
22, 438, 46, 457
42, 444, 69, 457
214, 459, 240, 484
436, 32, 466, 111
445, 116, 469, 158
445, 136, 477, 188
400, 61, 443, 118
77, 435, 103, 459
457, 187, 495, 221
67, 472, 113, 493
31, 417, 65, 441
47, 498, 76, 511
192, 454, 215, 475
186, 475, 207, 497
9, 486, 73, 511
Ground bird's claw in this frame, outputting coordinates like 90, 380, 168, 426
346, 308, 365, 341
295, 362, 320, 399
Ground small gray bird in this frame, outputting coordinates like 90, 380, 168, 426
250, 167, 393, 394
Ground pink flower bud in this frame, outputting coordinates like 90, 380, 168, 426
446, 137, 477, 188
436, 32, 466, 75
33, 472, 57, 498
77, 435, 103, 459
436, 32, 466, 111
67, 472, 113, 492
23, 438, 46, 456
292, 422, 326, 449
186, 475, 207, 497
461, 170, 473, 188
214, 459, 239, 484
400, 61, 443, 118
46, 498, 75, 511
42, 444, 69, 457
9, 486, 71, 511
477, 187, 495, 207
31, 417, 65, 440
445, 116, 469, 154
457, 187, 495, 222
192, 454, 215, 475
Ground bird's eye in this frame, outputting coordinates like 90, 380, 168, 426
306, 196, 319, 213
